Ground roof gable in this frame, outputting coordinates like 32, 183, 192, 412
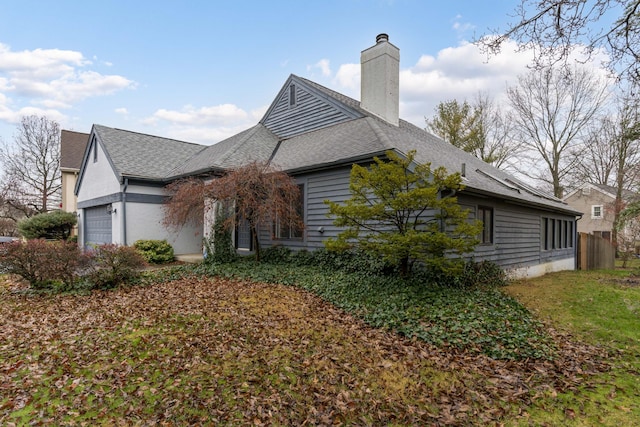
75, 125, 205, 193
261, 75, 362, 138
563, 183, 639, 203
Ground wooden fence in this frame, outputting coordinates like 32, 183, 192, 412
577, 232, 615, 270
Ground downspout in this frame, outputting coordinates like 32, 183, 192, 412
122, 178, 128, 245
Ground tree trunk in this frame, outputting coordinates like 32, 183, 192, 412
251, 224, 261, 262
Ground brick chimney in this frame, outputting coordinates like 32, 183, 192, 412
360, 33, 400, 126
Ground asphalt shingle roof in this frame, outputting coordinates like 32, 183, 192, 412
60, 130, 89, 170
92, 125, 205, 181
171, 124, 279, 177
85, 74, 578, 215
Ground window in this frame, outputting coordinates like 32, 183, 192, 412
542, 217, 574, 250
477, 206, 493, 244
289, 84, 297, 108
274, 184, 304, 239
92, 138, 98, 163
591, 205, 603, 219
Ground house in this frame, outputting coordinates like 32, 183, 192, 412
74, 126, 205, 254
75, 34, 581, 277
60, 130, 90, 235
564, 183, 639, 241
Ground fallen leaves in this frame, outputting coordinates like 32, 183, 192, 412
0, 276, 609, 425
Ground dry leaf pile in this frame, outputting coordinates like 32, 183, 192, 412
0, 276, 608, 425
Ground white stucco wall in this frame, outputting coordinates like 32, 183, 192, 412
123, 201, 203, 255
76, 142, 120, 202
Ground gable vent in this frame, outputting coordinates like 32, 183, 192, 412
289, 84, 296, 107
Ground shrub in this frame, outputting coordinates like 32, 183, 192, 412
261, 245, 293, 264
294, 248, 396, 275
413, 259, 507, 288
17, 211, 77, 240
133, 239, 174, 264
0, 239, 86, 289
86, 244, 146, 289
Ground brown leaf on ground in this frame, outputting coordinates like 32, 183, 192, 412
0, 276, 609, 425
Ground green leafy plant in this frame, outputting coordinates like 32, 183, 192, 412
325, 150, 481, 276
17, 211, 77, 240
133, 239, 174, 264
260, 245, 293, 264
204, 202, 236, 264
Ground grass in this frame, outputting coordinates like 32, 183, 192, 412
504, 269, 640, 425
1, 261, 639, 425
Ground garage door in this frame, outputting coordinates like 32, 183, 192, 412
85, 205, 112, 246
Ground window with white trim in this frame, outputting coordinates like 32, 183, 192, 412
591, 205, 603, 219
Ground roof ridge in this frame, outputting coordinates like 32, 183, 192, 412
215, 124, 265, 167
94, 124, 204, 148
365, 117, 395, 150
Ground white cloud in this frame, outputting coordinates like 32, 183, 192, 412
149, 103, 249, 126
333, 63, 360, 96
451, 15, 475, 36
115, 107, 128, 115
326, 38, 611, 128
0, 42, 135, 126
308, 59, 331, 77
143, 103, 265, 144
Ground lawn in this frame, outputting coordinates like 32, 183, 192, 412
504, 268, 640, 425
1, 264, 638, 425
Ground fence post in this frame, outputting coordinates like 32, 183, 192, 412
579, 232, 588, 270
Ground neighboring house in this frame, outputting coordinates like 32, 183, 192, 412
60, 130, 90, 215
564, 183, 639, 241
75, 34, 581, 277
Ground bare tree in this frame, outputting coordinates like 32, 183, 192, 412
473, 92, 520, 170
570, 116, 619, 186
0, 116, 61, 219
477, 0, 640, 83
507, 66, 609, 198
571, 96, 640, 189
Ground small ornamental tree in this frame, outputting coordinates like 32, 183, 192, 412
164, 162, 302, 262
325, 150, 481, 276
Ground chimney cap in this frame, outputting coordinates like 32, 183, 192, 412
376, 33, 389, 43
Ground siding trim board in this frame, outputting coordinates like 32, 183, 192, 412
78, 192, 166, 209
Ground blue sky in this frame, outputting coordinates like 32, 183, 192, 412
0, 0, 607, 147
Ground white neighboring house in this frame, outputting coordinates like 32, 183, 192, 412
74, 126, 205, 255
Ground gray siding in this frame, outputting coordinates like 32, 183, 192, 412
458, 194, 575, 270
259, 166, 352, 250
263, 82, 360, 138
258, 167, 576, 272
